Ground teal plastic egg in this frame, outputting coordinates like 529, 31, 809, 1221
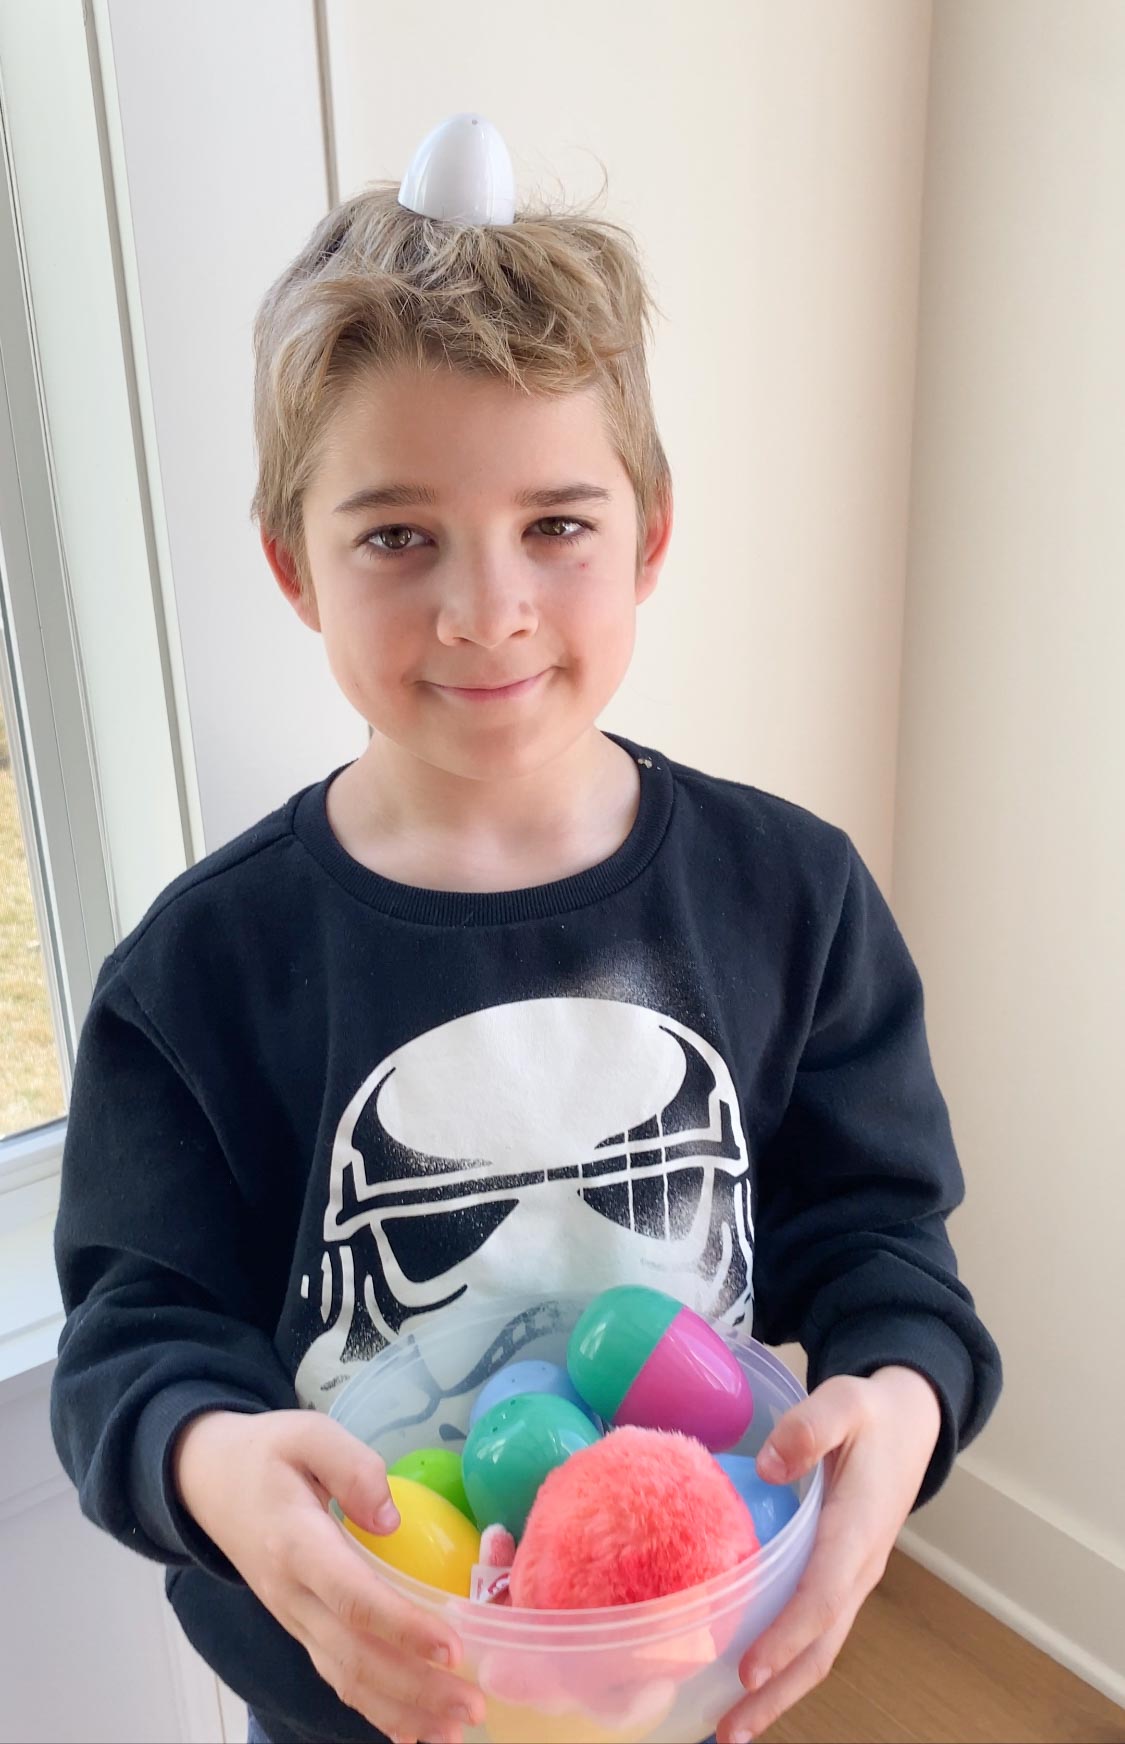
461, 1391, 600, 1537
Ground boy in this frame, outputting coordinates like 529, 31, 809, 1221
50, 163, 1001, 1744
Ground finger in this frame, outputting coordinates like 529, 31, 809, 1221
284, 1410, 400, 1534
718, 1610, 854, 1744
299, 1503, 465, 1669
737, 1506, 873, 1695
290, 1587, 483, 1742
754, 1375, 865, 1483
303, 1633, 468, 1744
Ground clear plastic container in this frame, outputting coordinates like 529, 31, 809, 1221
328, 1294, 822, 1744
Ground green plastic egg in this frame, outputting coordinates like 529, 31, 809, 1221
461, 1391, 601, 1537
388, 1448, 474, 1523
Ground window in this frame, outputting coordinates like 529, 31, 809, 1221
0, 98, 116, 1198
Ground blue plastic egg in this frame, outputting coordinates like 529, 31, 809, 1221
717, 1453, 800, 1546
469, 1359, 599, 1429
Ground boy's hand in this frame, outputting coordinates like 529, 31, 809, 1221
172, 1408, 484, 1744
717, 1366, 941, 1743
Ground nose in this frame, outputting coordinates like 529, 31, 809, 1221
435, 548, 537, 649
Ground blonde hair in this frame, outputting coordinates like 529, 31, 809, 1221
250, 182, 671, 592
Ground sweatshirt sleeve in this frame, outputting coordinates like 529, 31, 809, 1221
750, 837, 1002, 1508
50, 955, 299, 1579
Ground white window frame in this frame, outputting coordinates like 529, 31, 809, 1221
0, 99, 118, 1197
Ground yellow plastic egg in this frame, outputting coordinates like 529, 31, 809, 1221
342, 1474, 480, 1597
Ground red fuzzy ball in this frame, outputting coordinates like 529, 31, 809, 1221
508, 1426, 759, 1609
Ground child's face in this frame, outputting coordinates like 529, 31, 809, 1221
269, 363, 670, 782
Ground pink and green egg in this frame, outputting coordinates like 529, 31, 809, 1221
566, 1285, 752, 1452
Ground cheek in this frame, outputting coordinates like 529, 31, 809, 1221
564, 565, 638, 657
318, 590, 407, 697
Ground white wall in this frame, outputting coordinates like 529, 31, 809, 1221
323, 0, 932, 889
0, 1367, 185, 1744
893, 0, 1125, 1705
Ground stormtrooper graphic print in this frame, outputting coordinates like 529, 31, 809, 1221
293, 996, 755, 1409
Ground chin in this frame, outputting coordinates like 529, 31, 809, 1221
427, 718, 598, 783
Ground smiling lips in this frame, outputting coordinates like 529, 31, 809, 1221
431, 671, 547, 701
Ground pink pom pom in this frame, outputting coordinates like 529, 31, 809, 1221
508, 1426, 759, 1610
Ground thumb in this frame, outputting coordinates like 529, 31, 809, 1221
288, 1411, 400, 1536
754, 1376, 858, 1484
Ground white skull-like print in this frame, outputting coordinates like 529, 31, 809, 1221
294, 998, 754, 1408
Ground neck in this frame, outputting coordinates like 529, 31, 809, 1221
326, 727, 641, 890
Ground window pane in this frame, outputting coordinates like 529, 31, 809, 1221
0, 679, 66, 1140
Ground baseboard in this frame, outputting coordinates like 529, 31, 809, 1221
898, 1455, 1125, 1711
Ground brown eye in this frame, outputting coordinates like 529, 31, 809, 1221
369, 525, 416, 553
534, 517, 588, 540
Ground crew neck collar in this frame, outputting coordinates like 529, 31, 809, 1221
291, 732, 673, 926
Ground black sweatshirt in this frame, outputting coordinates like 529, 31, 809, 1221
50, 733, 1001, 1743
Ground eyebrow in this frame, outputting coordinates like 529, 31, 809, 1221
333, 482, 613, 515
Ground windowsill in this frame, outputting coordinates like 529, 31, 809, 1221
0, 1179, 62, 1395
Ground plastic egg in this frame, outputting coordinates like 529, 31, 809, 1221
389, 1448, 474, 1522
462, 1393, 601, 1537
341, 1474, 480, 1596
716, 1453, 800, 1546
567, 1285, 752, 1451
470, 1359, 599, 1429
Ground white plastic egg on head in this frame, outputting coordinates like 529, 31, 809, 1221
398, 114, 516, 227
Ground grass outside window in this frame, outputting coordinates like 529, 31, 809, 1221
0, 694, 65, 1139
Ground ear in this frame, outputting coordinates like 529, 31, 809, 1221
635, 493, 673, 606
259, 527, 321, 631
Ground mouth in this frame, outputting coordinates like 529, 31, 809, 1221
429, 670, 549, 703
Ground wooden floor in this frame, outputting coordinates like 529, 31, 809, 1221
762, 1551, 1125, 1743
